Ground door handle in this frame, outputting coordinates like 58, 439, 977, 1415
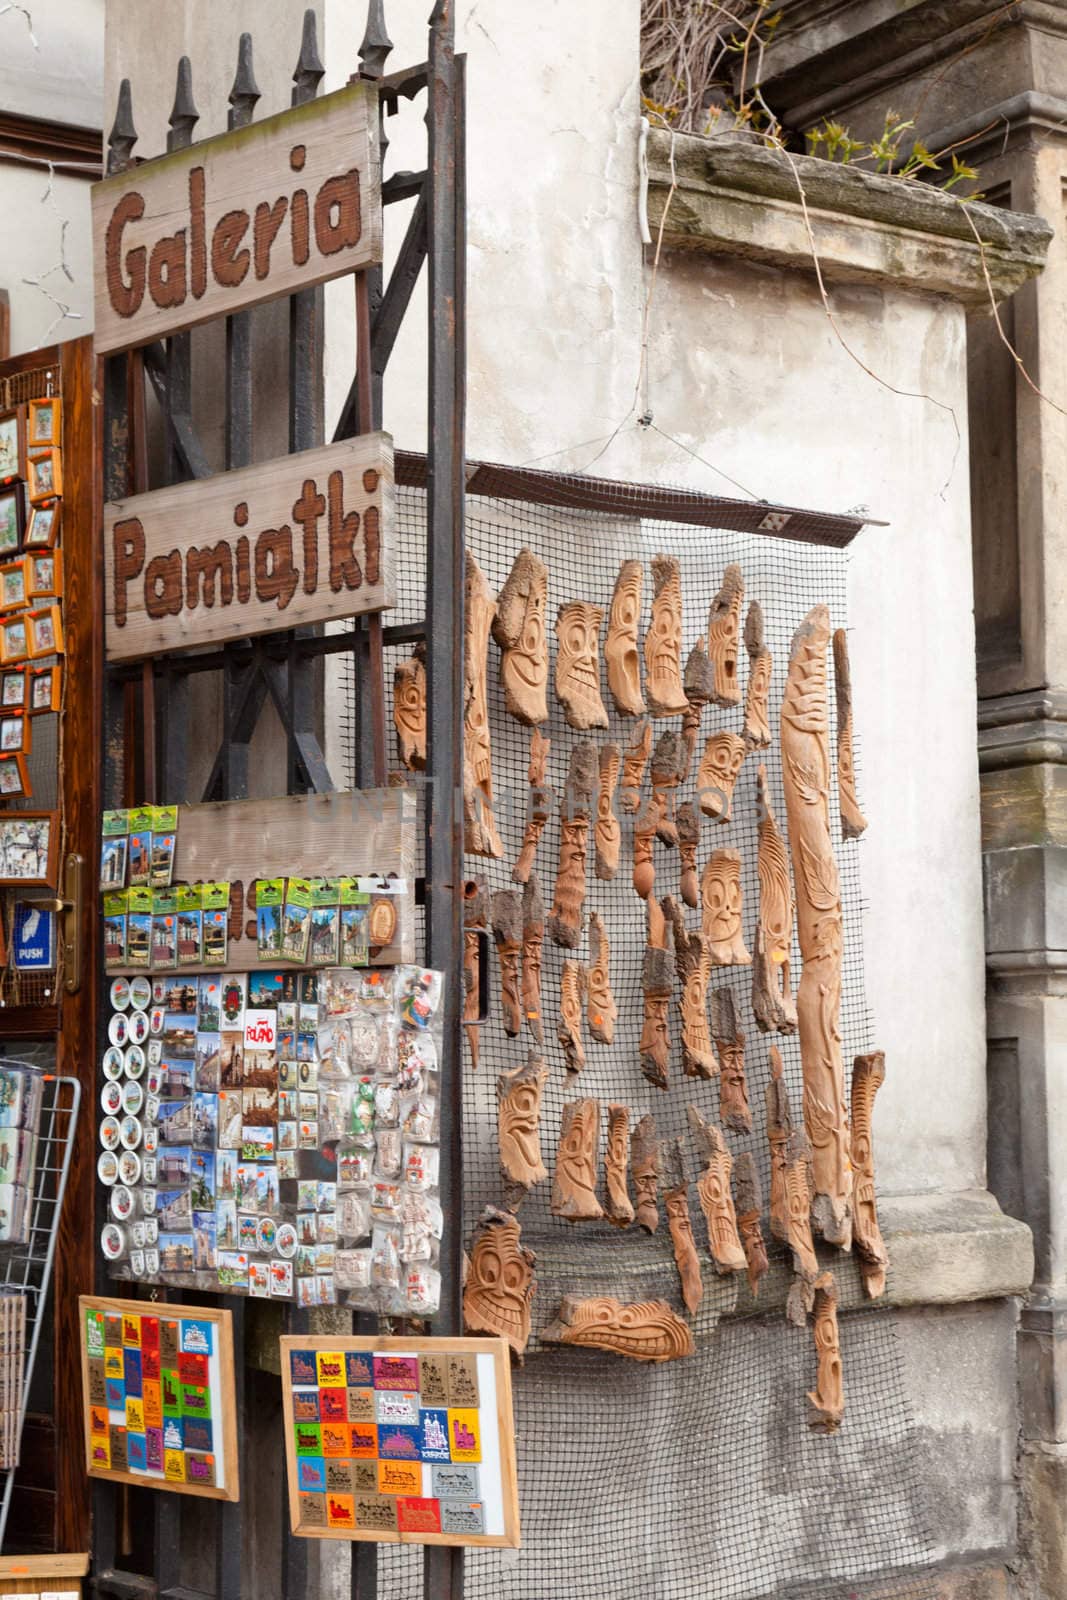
37, 853, 85, 994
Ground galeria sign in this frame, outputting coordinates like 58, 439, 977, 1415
91, 82, 381, 354
104, 432, 395, 661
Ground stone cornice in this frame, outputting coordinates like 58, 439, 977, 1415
646, 129, 1051, 308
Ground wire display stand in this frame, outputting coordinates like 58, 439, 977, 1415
0, 1072, 80, 1549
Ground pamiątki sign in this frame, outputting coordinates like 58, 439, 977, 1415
91, 81, 381, 354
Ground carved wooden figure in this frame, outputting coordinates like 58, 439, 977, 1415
644, 555, 689, 716
851, 1051, 889, 1298
711, 987, 751, 1134
552, 1098, 603, 1222
743, 601, 772, 750
682, 638, 714, 780
662, 1138, 703, 1315
463, 1207, 537, 1361
631, 1113, 660, 1234
833, 627, 868, 840
697, 731, 746, 823
491, 889, 523, 1038
665, 896, 717, 1080
464, 554, 504, 858
650, 730, 684, 846
632, 789, 659, 902
542, 1295, 694, 1362
620, 720, 652, 814
752, 764, 798, 1034
605, 560, 645, 717
701, 849, 752, 966
765, 1045, 793, 1242
784, 1129, 819, 1287
491, 546, 549, 726
640, 900, 673, 1090
604, 1104, 634, 1227
557, 960, 587, 1074
595, 744, 622, 880
463, 877, 489, 1070
393, 641, 427, 770
806, 1271, 845, 1433
707, 563, 744, 708
512, 729, 553, 886
687, 1106, 746, 1274
734, 1151, 768, 1298
677, 801, 702, 909
520, 873, 545, 1044
781, 603, 851, 1247
497, 1053, 549, 1204
555, 601, 608, 730
548, 741, 597, 948
587, 913, 617, 1045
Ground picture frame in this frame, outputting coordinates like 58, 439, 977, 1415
27, 396, 61, 450
24, 499, 59, 550
0, 810, 55, 882
0, 484, 25, 557
26, 449, 61, 506
0, 408, 27, 484
26, 606, 62, 658
0, 668, 25, 711
0, 615, 28, 665
0, 715, 30, 757
0, 560, 27, 612
28, 664, 60, 714
0, 756, 30, 801
26, 549, 61, 599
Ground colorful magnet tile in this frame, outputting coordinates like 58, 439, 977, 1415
345, 1351, 374, 1388
318, 1387, 347, 1424
294, 1420, 321, 1456
297, 1456, 326, 1493
164, 1448, 186, 1483
346, 1387, 375, 1423
376, 1459, 422, 1497
377, 1423, 422, 1461
292, 1388, 320, 1423
187, 1453, 216, 1488
348, 1421, 377, 1459
418, 1354, 448, 1409
320, 1421, 350, 1459
374, 1390, 419, 1427
353, 1493, 398, 1533
417, 1408, 452, 1463
447, 1355, 479, 1408
180, 1318, 214, 1356
373, 1354, 419, 1392
325, 1492, 356, 1531
397, 1497, 442, 1535
439, 1500, 486, 1536
447, 1409, 482, 1463
315, 1349, 346, 1388
299, 1492, 326, 1528
431, 1462, 479, 1499
184, 1416, 213, 1455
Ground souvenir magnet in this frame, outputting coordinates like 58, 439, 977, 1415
130, 976, 152, 1009
124, 1043, 146, 1079
118, 1149, 141, 1186
97, 1150, 119, 1185
129, 1010, 149, 1045
101, 1081, 122, 1116
110, 1185, 135, 1221
122, 1080, 144, 1115
119, 1114, 142, 1150
108, 1012, 129, 1047
101, 1223, 126, 1260
110, 978, 131, 1010
103, 1046, 124, 1081
100, 1116, 121, 1151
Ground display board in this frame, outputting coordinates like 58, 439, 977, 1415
78, 1295, 238, 1500
279, 1337, 519, 1547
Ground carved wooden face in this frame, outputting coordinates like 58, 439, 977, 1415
465, 1218, 534, 1347
708, 566, 744, 694
394, 659, 426, 741
702, 854, 742, 939
501, 1079, 544, 1173
556, 603, 603, 712
557, 1101, 597, 1188
645, 569, 682, 681
746, 649, 772, 735
502, 584, 547, 699
605, 564, 641, 685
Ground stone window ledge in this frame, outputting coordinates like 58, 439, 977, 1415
645, 128, 1051, 309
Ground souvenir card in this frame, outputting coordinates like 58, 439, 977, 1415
195, 1032, 221, 1091
203, 909, 227, 967
23, 497, 58, 549
309, 880, 340, 967
151, 889, 179, 969
101, 834, 128, 892
127, 829, 151, 887
217, 1092, 243, 1149
176, 886, 203, 967
126, 888, 153, 970
197, 977, 223, 1032
339, 878, 370, 967
282, 878, 313, 965
255, 878, 284, 961
103, 891, 128, 971
220, 975, 246, 1029
149, 832, 175, 889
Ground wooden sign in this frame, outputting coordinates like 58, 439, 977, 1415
280, 1336, 520, 1547
92, 82, 381, 354
79, 1295, 239, 1501
104, 432, 394, 661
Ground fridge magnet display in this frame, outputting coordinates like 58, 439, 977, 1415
26, 449, 61, 505
79, 1294, 239, 1500
29, 663, 61, 713
0, 669, 25, 711
24, 499, 58, 549
0, 616, 26, 665
27, 395, 61, 449
280, 1337, 520, 1547
0, 560, 26, 610
27, 549, 61, 599
26, 605, 63, 657
0, 755, 30, 802
0, 409, 26, 482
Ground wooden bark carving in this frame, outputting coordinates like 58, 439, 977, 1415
463, 1207, 537, 1361
644, 555, 689, 717
665, 896, 717, 1080
806, 1271, 844, 1433
686, 1107, 746, 1274
682, 638, 714, 781
662, 1138, 703, 1315
463, 877, 489, 1070
464, 554, 504, 857
542, 1295, 694, 1362
605, 559, 645, 717
512, 729, 553, 885
765, 1045, 793, 1242
833, 627, 868, 840
743, 601, 772, 750
734, 1151, 768, 1298
594, 744, 622, 880
781, 603, 851, 1247
497, 1052, 549, 1204
784, 1129, 819, 1286
752, 764, 798, 1034
650, 730, 683, 846
604, 1104, 634, 1227
632, 789, 659, 902
711, 987, 751, 1134
677, 801, 702, 909
548, 741, 597, 948
520, 873, 545, 1044
587, 912, 617, 1045
620, 721, 652, 814
491, 889, 523, 1038
851, 1051, 888, 1298
697, 731, 746, 823
631, 1113, 660, 1233
557, 960, 587, 1074
640, 901, 673, 1090
491, 546, 549, 726
552, 1098, 603, 1222
555, 601, 608, 730
701, 849, 752, 966
393, 641, 427, 770
707, 563, 744, 708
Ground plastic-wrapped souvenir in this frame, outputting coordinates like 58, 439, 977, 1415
371, 1225, 401, 1291
395, 966, 443, 1030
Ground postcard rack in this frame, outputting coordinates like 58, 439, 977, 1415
0, 1071, 80, 1549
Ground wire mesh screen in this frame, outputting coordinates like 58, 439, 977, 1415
338, 486, 941, 1599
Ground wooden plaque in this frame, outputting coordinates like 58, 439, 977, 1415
79, 1295, 239, 1501
92, 82, 382, 354
280, 1336, 520, 1547
104, 432, 394, 662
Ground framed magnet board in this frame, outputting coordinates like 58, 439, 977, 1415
279, 1335, 520, 1546
79, 1294, 239, 1501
